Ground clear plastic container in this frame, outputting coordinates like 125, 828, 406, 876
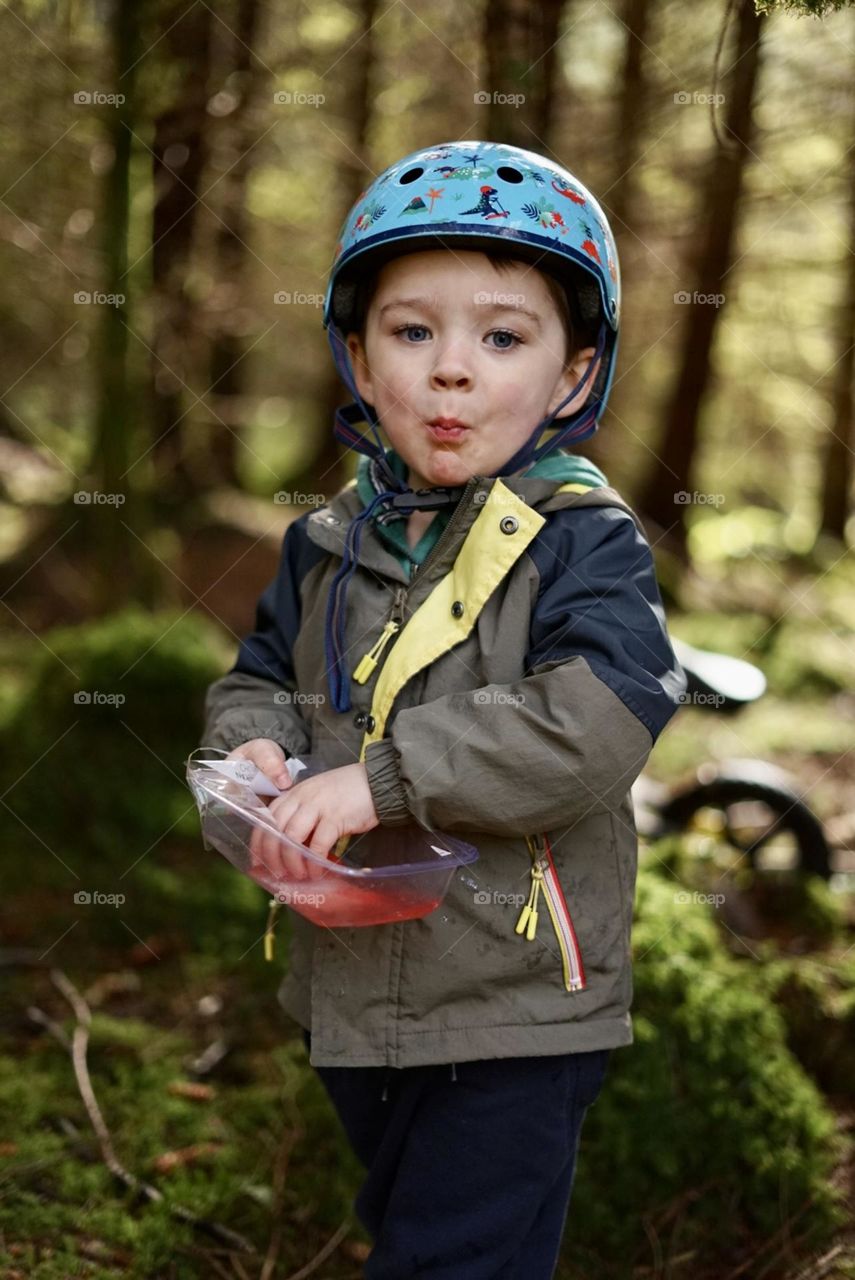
185, 748, 479, 928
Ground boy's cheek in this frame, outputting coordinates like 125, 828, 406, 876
494, 381, 526, 415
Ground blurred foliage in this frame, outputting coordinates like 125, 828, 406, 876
1, 0, 855, 547
0, 608, 230, 860
2, 0, 855, 1274
757, 0, 855, 13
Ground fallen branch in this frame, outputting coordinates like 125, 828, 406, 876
793, 1245, 847, 1280
260, 1121, 302, 1280
282, 1219, 351, 1280
724, 1195, 818, 1280
28, 969, 257, 1258
26, 1004, 71, 1050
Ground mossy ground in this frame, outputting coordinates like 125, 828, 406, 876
1, 605, 853, 1278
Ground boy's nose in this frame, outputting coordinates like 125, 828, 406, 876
430, 361, 471, 390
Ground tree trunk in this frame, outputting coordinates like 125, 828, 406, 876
90, 0, 143, 610
609, 0, 653, 233
206, 0, 265, 490
817, 65, 855, 541
594, 0, 654, 462
529, 0, 564, 149
312, 0, 379, 500
482, 0, 530, 146
482, 0, 563, 148
637, 0, 767, 554
149, 0, 214, 501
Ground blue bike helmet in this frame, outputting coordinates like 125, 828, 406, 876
323, 139, 620, 480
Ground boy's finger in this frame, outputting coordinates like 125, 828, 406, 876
227, 741, 293, 789
254, 745, 294, 790
306, 817, 338, 859
264, 800, 309, 881
277, 805, 320, 856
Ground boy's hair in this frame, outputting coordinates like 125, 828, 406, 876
347, 248, 597, 365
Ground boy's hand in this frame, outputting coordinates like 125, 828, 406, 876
248, 763, 380, 881
227, 738, 294, 791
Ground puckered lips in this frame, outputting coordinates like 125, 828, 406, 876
426, 416, 470, 442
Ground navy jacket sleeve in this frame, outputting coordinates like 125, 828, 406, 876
525, 504, 685, 740
364, 504, 686, 835
200, 514, 325, 755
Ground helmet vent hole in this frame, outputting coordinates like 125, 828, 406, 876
496, 166, 524, 184
399, 166, 424, 184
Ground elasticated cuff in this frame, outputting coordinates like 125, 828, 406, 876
364, 738, 412, 826
201, 711, 310, 758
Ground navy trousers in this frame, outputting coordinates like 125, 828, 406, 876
301, 1028, 610, 1279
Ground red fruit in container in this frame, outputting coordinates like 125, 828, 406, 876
186, 749, 478, 928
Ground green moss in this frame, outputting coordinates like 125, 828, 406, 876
0, 610, 850, 1275
568, 863, 845, 1267
0, 607, 230, 861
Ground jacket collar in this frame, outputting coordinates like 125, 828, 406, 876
305, 455, 615, 583
351, 448, 609, 572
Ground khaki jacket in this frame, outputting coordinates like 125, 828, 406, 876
201, 473, 685, 1067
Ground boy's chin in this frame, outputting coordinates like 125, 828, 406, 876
406, 455, 474, 489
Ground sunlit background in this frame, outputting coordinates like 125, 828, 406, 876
1, 1, 853, 1276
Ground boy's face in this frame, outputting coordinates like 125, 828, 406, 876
346, 250, 599, 490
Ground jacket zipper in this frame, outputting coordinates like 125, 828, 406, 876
346, 487, 586, 994
351, 477, 482, 685
516, 833, 586, 992
353, 586, 407, 684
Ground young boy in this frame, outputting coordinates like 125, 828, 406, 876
201, 140, 685, 1278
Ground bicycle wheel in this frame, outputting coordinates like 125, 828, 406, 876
657, 760, 832, 880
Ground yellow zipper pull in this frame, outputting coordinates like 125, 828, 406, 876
353, 619, 400, 683
264, 897, 281, 962
353, 587, 407, 685
331, 833, 351, 861
515, 862, 537, 935
515, 862, 544, 939
527, 869, 543, 940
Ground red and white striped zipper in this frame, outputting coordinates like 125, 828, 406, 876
515, 832, 586, 992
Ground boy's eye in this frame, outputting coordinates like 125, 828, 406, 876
391, 325, 524, 350
486, 329, 522, 350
